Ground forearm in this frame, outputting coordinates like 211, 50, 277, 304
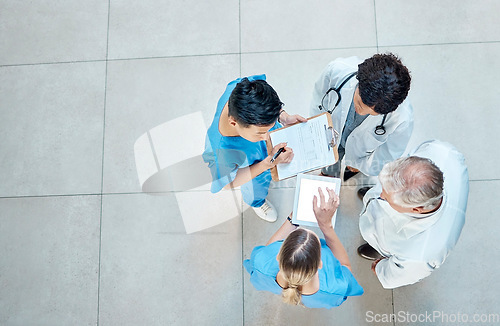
266, 215, 297, 245
319, 223, 352, 270
223, 159, 272, 189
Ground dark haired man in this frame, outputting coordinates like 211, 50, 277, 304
203, 75, 305, 222
310, 53, 413, 180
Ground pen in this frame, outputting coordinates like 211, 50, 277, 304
270, 147, 286, 163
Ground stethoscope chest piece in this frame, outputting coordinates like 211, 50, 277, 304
374, 114, 387, 135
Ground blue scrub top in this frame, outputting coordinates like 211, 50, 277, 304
203, 74, 281, 193
244, 239, 364, 309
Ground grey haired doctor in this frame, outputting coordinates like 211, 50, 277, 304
357, 140, 469, 289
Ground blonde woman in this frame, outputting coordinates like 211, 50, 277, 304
244, 188, 363, 308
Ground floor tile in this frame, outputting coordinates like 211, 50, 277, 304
175, 188, 243, 234
241, 0, 376, 53
133, 111, 213, 194
243, 186, 393, 325
380, 43, 500, 180
103, 55, 239, 193
99, 193, 243, 326
0, 62, 105, 197
0, 0, 107, 65
376, 0, 500, 46
107, 0, 239, 59
0, 196, 100, 326
393, 180, 500, 326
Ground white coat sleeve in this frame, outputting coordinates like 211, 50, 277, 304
375, 255, 435, 289
351, 116, 413, 176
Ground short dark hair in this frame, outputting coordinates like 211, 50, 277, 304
357, 53, 411, 114
228, 78, 283, 127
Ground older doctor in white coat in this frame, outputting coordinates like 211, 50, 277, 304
358, 140, 469, 289
310, 54, 413, 180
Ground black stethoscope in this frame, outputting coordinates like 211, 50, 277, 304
318, 72, 387, 136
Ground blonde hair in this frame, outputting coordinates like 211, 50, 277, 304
278, 228, 321, 306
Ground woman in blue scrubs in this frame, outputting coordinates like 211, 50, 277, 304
244, 188, 364, 308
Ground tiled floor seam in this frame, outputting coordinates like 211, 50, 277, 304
97, 194, 104, 326
240, 189, 245, 326
0, 193, 103, 200
4, 40, 500, 68
0, 59, 107, 68
238, 0, 242, 78
97, 0, 112, 325
392, 289, 396, 326
378, 40, 500, 48
3, 40, 500, 68
0, 177, 497, 199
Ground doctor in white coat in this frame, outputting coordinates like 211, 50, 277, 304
358, 140, 469, 289
310, 54, 413, 179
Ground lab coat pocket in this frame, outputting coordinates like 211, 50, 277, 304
362, 132, 387, 155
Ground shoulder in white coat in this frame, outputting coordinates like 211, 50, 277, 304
310, 57, 362, 116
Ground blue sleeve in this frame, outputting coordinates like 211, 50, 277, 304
244, 241, 282, 275
243, 245, 265, 274
203, 144, 249, 193
320, 239, 364, 297
244, 242, 282, 294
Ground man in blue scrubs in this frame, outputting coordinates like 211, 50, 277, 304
203, 75, 305, 222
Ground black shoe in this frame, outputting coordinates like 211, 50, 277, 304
357, 243, 382, 261
343, 168, 358, 181
320, 167, 340, 178
357, 187, 372, 201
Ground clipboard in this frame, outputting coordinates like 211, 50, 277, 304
292, 173, 341, 227
265, 112, 339, 181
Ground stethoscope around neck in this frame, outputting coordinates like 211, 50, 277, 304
318, 72, 387, 136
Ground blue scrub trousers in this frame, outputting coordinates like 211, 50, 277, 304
241, 170, 272, 207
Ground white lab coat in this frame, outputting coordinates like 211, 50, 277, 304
359, 140, 469, 289
310, 57, 414, 176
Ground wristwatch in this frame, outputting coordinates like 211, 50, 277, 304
287, 215, 299, 227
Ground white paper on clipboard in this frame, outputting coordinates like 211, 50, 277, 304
292, 173, 341, 227
269, 113, 337, 180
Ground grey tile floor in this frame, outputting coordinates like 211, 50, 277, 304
1, 1, 499, 325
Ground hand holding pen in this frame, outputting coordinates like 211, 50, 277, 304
270, 147, 285, 163
269, 142, 294, 166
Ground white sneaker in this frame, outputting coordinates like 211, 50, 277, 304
252, 199, 278, 222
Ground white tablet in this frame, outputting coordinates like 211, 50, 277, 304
292, 173, 341, 227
